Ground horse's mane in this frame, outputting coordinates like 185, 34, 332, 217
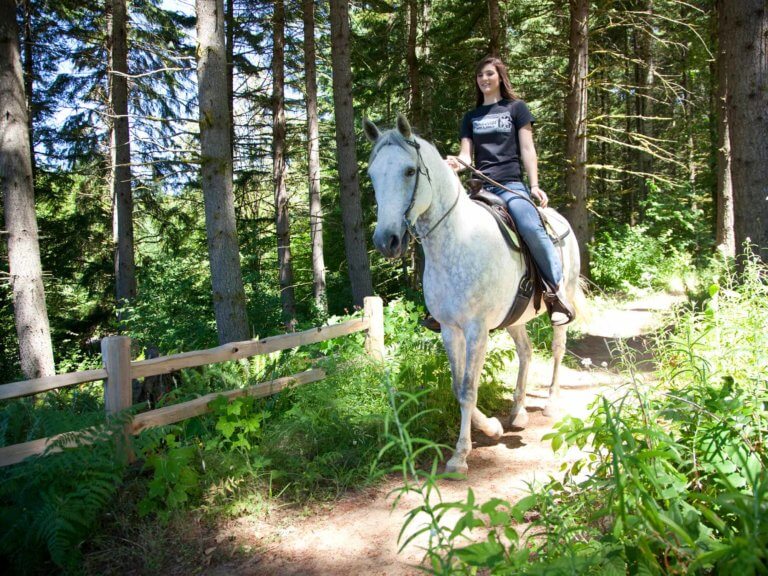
369, 128, 443, 168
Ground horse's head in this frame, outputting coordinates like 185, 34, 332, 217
364, 115, 432, 259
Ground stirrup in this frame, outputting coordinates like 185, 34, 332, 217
544, 288, 575, 326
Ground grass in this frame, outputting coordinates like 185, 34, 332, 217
386, 253, 768, 574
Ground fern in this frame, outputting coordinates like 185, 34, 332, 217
0, 419, 127, 574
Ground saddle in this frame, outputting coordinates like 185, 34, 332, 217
467, 179, 571, 330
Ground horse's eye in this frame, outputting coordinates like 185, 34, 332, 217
405, 167, 416, 177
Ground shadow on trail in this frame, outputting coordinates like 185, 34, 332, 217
568, 332, 658, 373
473, 433, 525, 450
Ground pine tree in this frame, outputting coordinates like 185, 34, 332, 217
302, 0, 327, 314
718, 0, 767, 263
0, 0, 55, 378
329, 0, 373, 307
107, 0, 136, 316
196, 0, 250, 343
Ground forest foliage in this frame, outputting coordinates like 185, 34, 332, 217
0, 0, 731, 382
0, 0, 766, 573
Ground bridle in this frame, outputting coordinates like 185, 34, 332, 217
398, 137, 460, 243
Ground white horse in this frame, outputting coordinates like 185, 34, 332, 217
364, 116, 584, 475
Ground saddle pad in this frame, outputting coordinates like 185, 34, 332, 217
540, 208, 571, 246
472, 200, 521, 251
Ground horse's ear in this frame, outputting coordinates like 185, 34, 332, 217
363, 118, 380, 142
396, 114, 412, 139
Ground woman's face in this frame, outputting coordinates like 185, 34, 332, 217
476, 64, 501, 100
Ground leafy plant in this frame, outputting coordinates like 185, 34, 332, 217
0, 422, 127, 574
205, 394, 269, 453
138, 431, 200, 520
392, 251, 767, 574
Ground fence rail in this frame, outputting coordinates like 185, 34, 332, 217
0, 297, 384, 468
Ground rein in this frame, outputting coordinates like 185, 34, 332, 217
455, 157, 540, 211
401, 138, 461, 243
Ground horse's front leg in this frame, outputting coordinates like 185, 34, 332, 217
543, 324, 567, 418
443, 327, 503, 443
444, 324, 497, 475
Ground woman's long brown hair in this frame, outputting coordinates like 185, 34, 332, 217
474, 55, 518, 107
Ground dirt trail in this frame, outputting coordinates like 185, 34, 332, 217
204, 293, 680, 576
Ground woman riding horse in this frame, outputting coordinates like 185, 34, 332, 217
443, 55, 575, 326
365, 112, 583, 475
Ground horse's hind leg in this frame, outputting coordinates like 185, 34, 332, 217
507, 324, 532, 428
543, 324, 567, 418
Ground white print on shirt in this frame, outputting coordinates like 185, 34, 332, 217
472, 111, 513, 135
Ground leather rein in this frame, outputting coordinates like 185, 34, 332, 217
455, 157, 541, 212
401, 137, 461, 243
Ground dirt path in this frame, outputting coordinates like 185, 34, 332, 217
204, 293, 680, 576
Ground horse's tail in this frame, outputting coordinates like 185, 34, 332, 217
572, 276, 591, 326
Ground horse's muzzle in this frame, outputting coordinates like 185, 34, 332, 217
373, 227, 410, 259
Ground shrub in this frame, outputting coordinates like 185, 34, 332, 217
0, 422, 128, 574
590, 224, 694, 293
394, 251, 767, 574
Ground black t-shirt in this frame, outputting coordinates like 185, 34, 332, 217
459, 99, 535, 183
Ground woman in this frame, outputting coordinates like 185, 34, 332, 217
445, 55, 574, 326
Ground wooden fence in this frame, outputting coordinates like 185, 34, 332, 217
0, 296, 385, 468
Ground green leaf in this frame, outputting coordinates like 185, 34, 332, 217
453, 540, 505, 567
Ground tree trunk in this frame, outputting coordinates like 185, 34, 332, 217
718, 0, 765, 263
0, 0, 55, 379
487, 0, 503, 57
406, 0, 422, 129
564, 0, 590, 276
21, 0, 34, 176
302, 0, 327, 315
107, 0, 136, 314
714, 1, 734, 257
634, 1, 654, 217
272, 0, 296, 329
196, 0, 250, 343
329, 0, 373, 307
226, 0, 234, 162
622, 26, 636, 226
419, 0, 432, 138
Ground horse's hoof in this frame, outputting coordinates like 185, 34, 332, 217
445, 457, 469, 477
485, 417, 504, 440
510, 409, 529, 428
543, 404, 560, 419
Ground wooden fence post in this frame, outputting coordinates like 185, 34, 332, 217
363, 296, 385, 361
101, 335, 134, 462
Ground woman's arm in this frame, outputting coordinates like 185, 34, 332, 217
446, 137, 473, 171
519, 123, 549, 208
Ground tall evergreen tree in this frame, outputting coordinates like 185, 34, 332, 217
0, 0, 55, 378
406, 0, 422, 129
196, 0, 250, 343
487, 0, 503, 58
272, 0, 296, 328
713, 0, 734, 257
302, 0, 327, 314
565, 0, 590, 275
107, 0, 136, 315
329, 0, 373, 307
718, 0, 767, 263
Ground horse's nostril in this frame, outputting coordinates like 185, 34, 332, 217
387, 235, 400, 253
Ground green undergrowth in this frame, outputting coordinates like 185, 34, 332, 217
389, 252, 767, 574
0, 297, 516, 574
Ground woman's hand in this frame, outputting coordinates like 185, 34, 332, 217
445, 155, 464, 172
531, 185, 548, 208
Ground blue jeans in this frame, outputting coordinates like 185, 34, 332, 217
487, 181, 563, 288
